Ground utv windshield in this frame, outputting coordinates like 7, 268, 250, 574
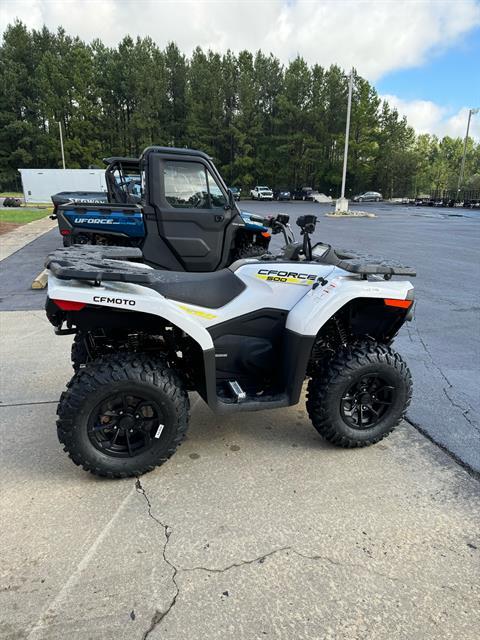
164, 161, 227, 209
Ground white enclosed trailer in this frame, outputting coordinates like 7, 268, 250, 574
19, 169, 106, 204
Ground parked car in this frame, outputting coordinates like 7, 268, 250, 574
353, 191, 383, 202
274, 188, 291, 201
228, 186, 241, 201
250, 185, 274, 200
291, 187, 313, 201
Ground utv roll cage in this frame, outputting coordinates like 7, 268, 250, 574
103, 157, 141, 205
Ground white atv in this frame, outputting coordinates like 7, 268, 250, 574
45, 214, 415, 478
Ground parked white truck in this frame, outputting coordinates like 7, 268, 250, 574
250, 185, 273, 200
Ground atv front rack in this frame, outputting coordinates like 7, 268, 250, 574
319, 245, 416, 278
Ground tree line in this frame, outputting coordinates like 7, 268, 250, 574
1, 21, 479, 196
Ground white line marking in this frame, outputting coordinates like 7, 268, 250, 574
26, 486, 136, 639
25, 395, 201, 638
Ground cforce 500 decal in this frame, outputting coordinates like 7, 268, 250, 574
93, 296, 136, 306
256, 268, 319, 286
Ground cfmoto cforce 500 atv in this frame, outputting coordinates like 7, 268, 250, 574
45, 215, 415, 478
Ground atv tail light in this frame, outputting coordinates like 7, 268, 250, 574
52, 299, 86, 311
384, 299, 413, 309
60, 229, 71, 236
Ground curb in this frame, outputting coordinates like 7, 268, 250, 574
325, 211, 376, 218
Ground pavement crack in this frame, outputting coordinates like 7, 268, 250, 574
183, 546, 292, 574
412, 320, 478, 429
413, 320, 453, 387
135, 479, 180, 639
289, 549, 406, 585
442, 387, 478, 431
184, 546, 408, 587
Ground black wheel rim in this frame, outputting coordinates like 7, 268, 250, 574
340, 374, 395, 430
88, 392, 166, 458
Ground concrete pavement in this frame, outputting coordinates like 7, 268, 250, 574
0, 311, 479, 639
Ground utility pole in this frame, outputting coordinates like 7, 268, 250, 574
58, 121, 66, 169
457, 108, 478, 199
336, 68, 354, 212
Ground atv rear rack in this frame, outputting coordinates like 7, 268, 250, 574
322, 246, 416, 278
45, 246, 153, 285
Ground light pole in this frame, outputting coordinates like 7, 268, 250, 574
336, 68, 354, 212
457, 108, 479, 199
58, 121, 66, 169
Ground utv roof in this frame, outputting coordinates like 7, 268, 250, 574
140, 146, 212, 161
103, 157, 139, 168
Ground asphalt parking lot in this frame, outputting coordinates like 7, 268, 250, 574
1, 202, 479, 639
248, 200, 480, 474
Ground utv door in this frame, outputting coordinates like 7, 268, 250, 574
147, 153, 233, 272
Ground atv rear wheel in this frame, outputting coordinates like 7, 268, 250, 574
306, 342, 411, 448
57, 355, 189, 478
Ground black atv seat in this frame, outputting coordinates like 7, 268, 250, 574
45, 246, 246, 309
146, 269, 245, 308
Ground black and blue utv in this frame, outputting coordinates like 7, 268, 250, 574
51, 147, 271, 271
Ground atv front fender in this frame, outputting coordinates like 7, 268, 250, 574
286, 271, 414, 338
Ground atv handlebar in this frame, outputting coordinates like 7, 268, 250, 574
264, 214, 296, 246
296, 215, 318, 260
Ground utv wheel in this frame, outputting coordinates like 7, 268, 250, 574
306, 342, 412, 448
57, 354, 189, 478
233, 244, 268, 261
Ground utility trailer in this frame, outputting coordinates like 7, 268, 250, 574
462, 190, 480, 209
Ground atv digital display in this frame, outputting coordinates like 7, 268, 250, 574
312, 242, 330, 258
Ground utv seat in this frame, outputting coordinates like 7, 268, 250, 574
147, 269, 246, 309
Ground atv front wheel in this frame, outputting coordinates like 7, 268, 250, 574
306, 342, 411, 447
57, 355, 189, 478
233, 244, 268, 261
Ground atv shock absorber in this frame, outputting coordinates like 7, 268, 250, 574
334, 316, 348, 347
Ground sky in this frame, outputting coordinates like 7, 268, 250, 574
2, 0, 480, 139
